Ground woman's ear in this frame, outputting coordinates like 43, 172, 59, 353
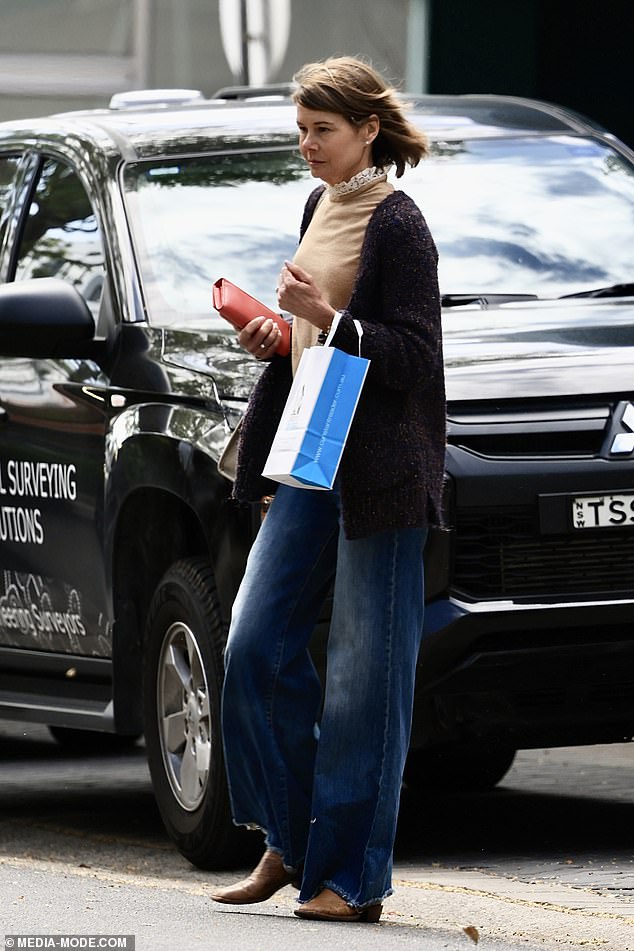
364, 114, 380, 144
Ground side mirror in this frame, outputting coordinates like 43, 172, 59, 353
0, 278, 100, 358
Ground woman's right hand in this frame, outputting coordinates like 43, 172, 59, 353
238, 316, 283, 360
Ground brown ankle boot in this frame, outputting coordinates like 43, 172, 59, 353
210, 850, 298, 905
295, 888, 382, 922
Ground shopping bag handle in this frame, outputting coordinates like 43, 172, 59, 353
324, 312, 364, 357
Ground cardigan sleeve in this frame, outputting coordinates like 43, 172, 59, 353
331, 194, 443, 393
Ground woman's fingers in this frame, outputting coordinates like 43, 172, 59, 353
283, 260, 311, 283
238, 316, 282, 358
278, 263, 315, 314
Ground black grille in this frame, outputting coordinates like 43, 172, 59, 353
447, 401, 610, 459
454, 507, 634, 598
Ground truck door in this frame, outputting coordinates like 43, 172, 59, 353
0, 155, 113, 657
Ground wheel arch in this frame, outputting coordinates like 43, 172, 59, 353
110, 486, 210, 734
104, 428, 255, 735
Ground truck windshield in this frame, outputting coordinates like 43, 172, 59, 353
123, 135, 634, 328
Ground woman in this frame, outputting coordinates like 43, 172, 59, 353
211, 56, 446, 923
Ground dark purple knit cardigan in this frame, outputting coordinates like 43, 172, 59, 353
233, 186, 446, 540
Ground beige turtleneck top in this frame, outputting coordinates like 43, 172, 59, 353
290, 171, 394, 373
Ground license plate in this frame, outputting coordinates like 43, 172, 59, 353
571, 493, 634, 529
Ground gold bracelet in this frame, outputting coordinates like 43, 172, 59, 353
317, 322, 331, 345
317, 313, 337, 345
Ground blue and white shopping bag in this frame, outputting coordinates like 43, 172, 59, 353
262, 316, 370, 489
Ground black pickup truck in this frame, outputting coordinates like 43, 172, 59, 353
1, 88, 633, 868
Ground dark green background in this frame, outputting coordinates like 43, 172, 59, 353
428, 0, 632, 147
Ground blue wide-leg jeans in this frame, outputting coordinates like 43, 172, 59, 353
222, 482, 426, 908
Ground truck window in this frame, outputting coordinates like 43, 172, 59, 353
14, 157, 106, 319
0, 155, 22, 272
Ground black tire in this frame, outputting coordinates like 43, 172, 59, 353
48, 726, 141, 754
404, 745, 516, 793
143, 556, 235, 870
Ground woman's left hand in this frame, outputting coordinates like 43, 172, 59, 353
277, 261, 334, 331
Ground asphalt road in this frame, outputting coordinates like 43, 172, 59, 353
0, 722, 632, 950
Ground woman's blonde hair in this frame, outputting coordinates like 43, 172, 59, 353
292, 55, 429, 178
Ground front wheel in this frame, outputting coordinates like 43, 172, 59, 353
143, 557, 234, 869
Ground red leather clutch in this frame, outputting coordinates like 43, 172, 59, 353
212, 278, 290, 357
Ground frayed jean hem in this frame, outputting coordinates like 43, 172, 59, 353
229, 820, 301, 875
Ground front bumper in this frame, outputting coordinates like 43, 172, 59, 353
412, 595, 634, 750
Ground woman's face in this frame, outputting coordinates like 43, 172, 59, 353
296, 105, 378, 186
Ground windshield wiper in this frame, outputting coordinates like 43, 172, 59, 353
441, 293, 539, 308
559, 283, 634, 300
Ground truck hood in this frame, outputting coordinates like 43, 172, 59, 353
443, 297, 634, 402
164, 298, 634, 406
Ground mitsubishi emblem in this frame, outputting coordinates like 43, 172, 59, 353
610, 402, 634, 454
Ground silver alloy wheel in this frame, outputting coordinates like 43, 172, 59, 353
157, 621, 211, 811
